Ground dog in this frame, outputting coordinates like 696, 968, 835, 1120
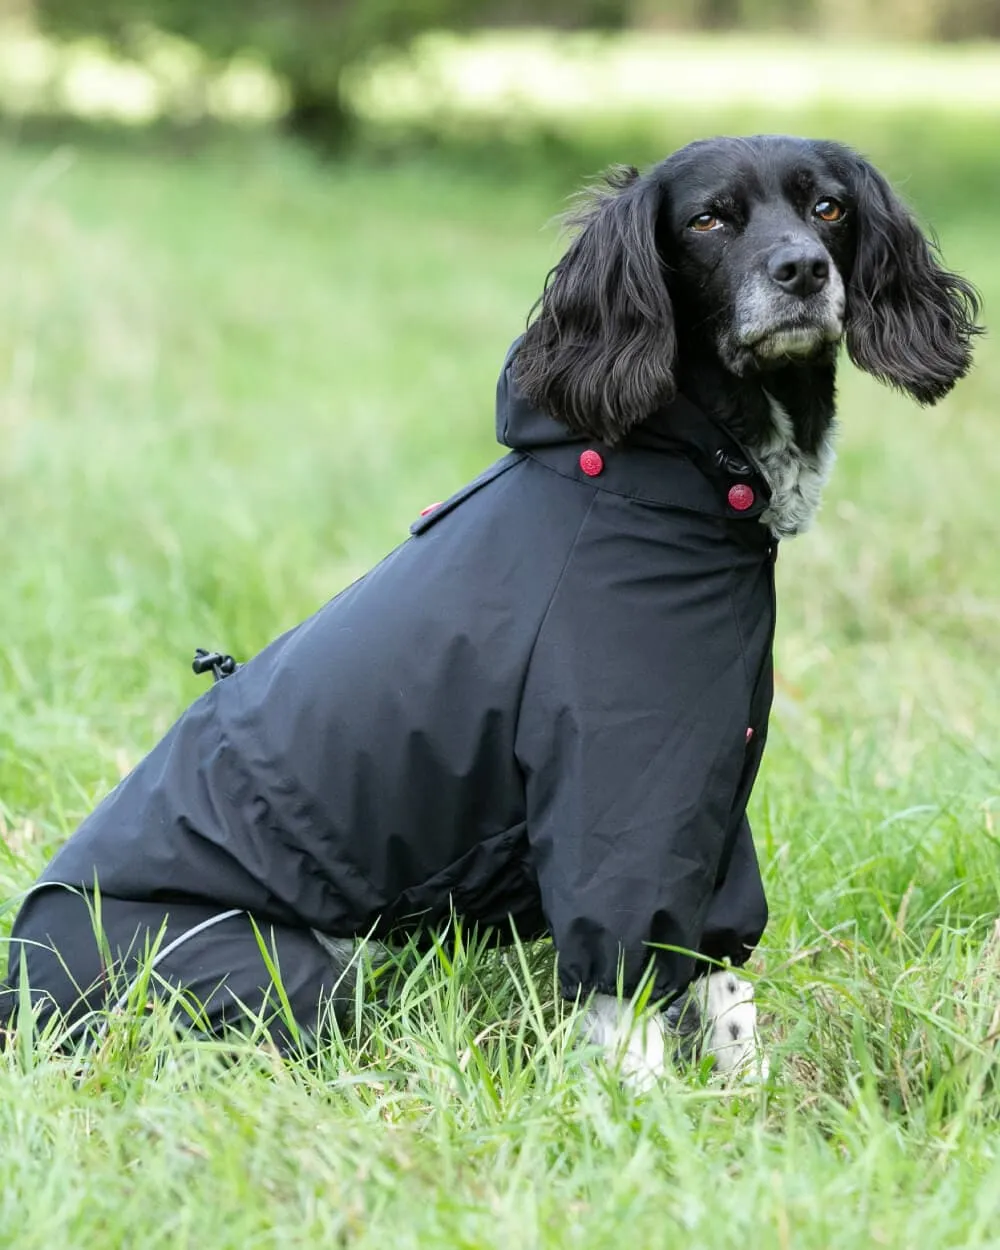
515, 133, 979, 1078
1, 135, 979, 1085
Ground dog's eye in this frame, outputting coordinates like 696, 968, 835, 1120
688, 213, 724, 232
813, 198, 845, 223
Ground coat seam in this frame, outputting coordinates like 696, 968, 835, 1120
511, 490, 599, 758
727, 563, 754, 696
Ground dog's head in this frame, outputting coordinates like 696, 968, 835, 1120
515, 135, 982, 444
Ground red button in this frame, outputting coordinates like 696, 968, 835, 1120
579, 449, 604, 477
727, 484, 755, 511
419, 501, 442, 517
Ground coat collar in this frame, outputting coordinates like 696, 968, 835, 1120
496, 341, 772, 525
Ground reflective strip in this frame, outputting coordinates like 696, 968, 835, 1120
67, 906, 246, 1042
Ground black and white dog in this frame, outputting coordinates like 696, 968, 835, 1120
1, 136, 980, 1085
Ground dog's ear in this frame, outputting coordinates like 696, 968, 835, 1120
513, 166, 675, 444
842, 154, 982, 404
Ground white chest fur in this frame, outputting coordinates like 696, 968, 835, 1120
751, 393, 837, 539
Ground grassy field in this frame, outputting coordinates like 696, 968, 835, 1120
1, 79, 999, 1247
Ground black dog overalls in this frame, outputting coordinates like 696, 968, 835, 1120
1, 346, 774, 1047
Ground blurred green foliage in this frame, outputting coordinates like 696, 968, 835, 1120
33, 0, 468, 138
634, 0, 1000, 40
30, 0, 628, 140
32, 0, 1000, 144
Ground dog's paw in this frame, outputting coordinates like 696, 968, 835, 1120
693, 969, 767, 1080
581, 972, 767, 1091
581, 993, 668, 1092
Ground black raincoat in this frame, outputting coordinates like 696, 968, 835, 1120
3, 346, 775, 1031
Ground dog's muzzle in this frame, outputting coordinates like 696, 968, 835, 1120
732, 262, 846, 365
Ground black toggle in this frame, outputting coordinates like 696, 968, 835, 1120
192, 647, 239, 683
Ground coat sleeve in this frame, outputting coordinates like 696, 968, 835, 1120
514, 500, 767, 1002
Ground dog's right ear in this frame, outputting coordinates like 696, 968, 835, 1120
838, 150, 983, 404
513, 166, 676, 445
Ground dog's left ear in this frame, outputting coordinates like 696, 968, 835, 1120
842, 153, 983, 404
513, 165, 675, 444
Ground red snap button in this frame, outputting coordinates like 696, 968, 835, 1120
746, 727, 754, 743
419, 501, 442, 517
727, 483, 755, 511
579, 449, 604, 477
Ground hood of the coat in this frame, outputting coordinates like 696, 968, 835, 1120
494, 338, 759, 472
495, 340, 579, 451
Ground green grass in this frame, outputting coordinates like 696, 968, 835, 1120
1, 97, 999, 1245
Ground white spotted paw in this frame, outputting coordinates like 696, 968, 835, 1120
692, 968, 768, 1080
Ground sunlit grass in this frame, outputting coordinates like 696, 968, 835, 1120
0, 53, 999, 1248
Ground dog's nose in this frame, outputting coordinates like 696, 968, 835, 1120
767, 246, 829, 297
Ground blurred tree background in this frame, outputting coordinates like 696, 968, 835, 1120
26, 0, 629, 141
22, 0, 1000, 145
